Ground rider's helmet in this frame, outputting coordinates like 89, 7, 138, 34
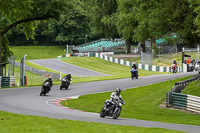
47, 75, 52, 80
67, 73, 71, 78
116, 88, 121, 96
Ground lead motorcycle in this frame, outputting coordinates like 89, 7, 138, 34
100, 98, 125, 119
130, 68, 138, 79
40, 81, 51, 96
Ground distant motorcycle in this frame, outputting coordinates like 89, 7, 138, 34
60, 76, 71, 90
130, 68, 138, 79
188, 63, 195, 72
100, 98, 124, 119
171, 64, 177, 73
195, 61, 200, 74
40, 81, 51, 96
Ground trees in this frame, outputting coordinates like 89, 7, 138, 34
41, 0, 89, 46
89, 0, 119, 39
0, 0, 67, 63
117, 0, 200, 52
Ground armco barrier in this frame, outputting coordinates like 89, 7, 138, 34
95, 53, 185, 73
15, 61, 61, 80
166, 74, 200, 114
172, 92, 200, 114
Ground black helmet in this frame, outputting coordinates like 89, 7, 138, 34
116, 88, 121, 95
67, 74, 71, 77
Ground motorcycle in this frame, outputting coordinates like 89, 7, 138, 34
171, 64, 177, 73
188, 63, 195, 72
60, 77, 71, 90
195, 61, 200, 74
100, 98, 124, 119
40, 81, 51, 96
130, 68, 138, 79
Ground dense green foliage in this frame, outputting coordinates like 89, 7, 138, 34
0, 0, 68, 63
1, 0, 200, 63
61, 76, 200, 126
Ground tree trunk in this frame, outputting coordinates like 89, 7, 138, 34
141, 42, 146, 52
151, 37, 156, 47
126, 38, 131, 53
0, 33, 2, 63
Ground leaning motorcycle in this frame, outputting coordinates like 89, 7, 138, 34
130, 68, 138, 79
60, 78, 70, 90
100, 98, 124, 119
40, 81, 51, 96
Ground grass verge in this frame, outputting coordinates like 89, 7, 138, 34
125, 52, 198, 67
10, 46, 67, 60
60, 57, 164, 82
0, 111, 186, 133
61, 76, 200, 126
16, 57, 164, 85
183, 80, 200, 97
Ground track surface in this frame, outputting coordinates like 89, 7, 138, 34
1, 72, 200, 132
29, 59, 110, 77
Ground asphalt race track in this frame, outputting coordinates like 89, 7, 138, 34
29, 59, 110, 77
1, 71, 200, 132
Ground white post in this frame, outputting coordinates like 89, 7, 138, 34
66, 45, 68, 55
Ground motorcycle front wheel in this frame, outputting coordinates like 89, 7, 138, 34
100, 107, 107, 118
60, 84, 63, 90
112, 108, 121, 119
40, 88, 45, 96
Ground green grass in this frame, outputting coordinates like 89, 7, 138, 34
15, 57, 164, 85
0, 111, 186, 133
125, 52, 198, 67
183, 80, 200, 97
14, 66, 54, 86
10, 46, 67, 60
60, 57, 164, 83
61, 76, 200, 126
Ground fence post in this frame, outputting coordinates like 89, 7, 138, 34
166, 92, 169, 108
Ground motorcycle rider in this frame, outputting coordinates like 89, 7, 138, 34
131, 63, 138, 70
173, 59, 177, 65
63, 74, 72, 84
43, 76, 53, 92
110, 88, 125, 109
131, 63, 138, 78
172, 59, 177, 73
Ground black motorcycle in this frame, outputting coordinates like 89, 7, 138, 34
130, 68, 138, 79
60, 77, 71, 90
40, 81, 51, 96
100, 98, 124, 119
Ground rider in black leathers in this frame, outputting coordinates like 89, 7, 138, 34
43, 77, 53, 92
